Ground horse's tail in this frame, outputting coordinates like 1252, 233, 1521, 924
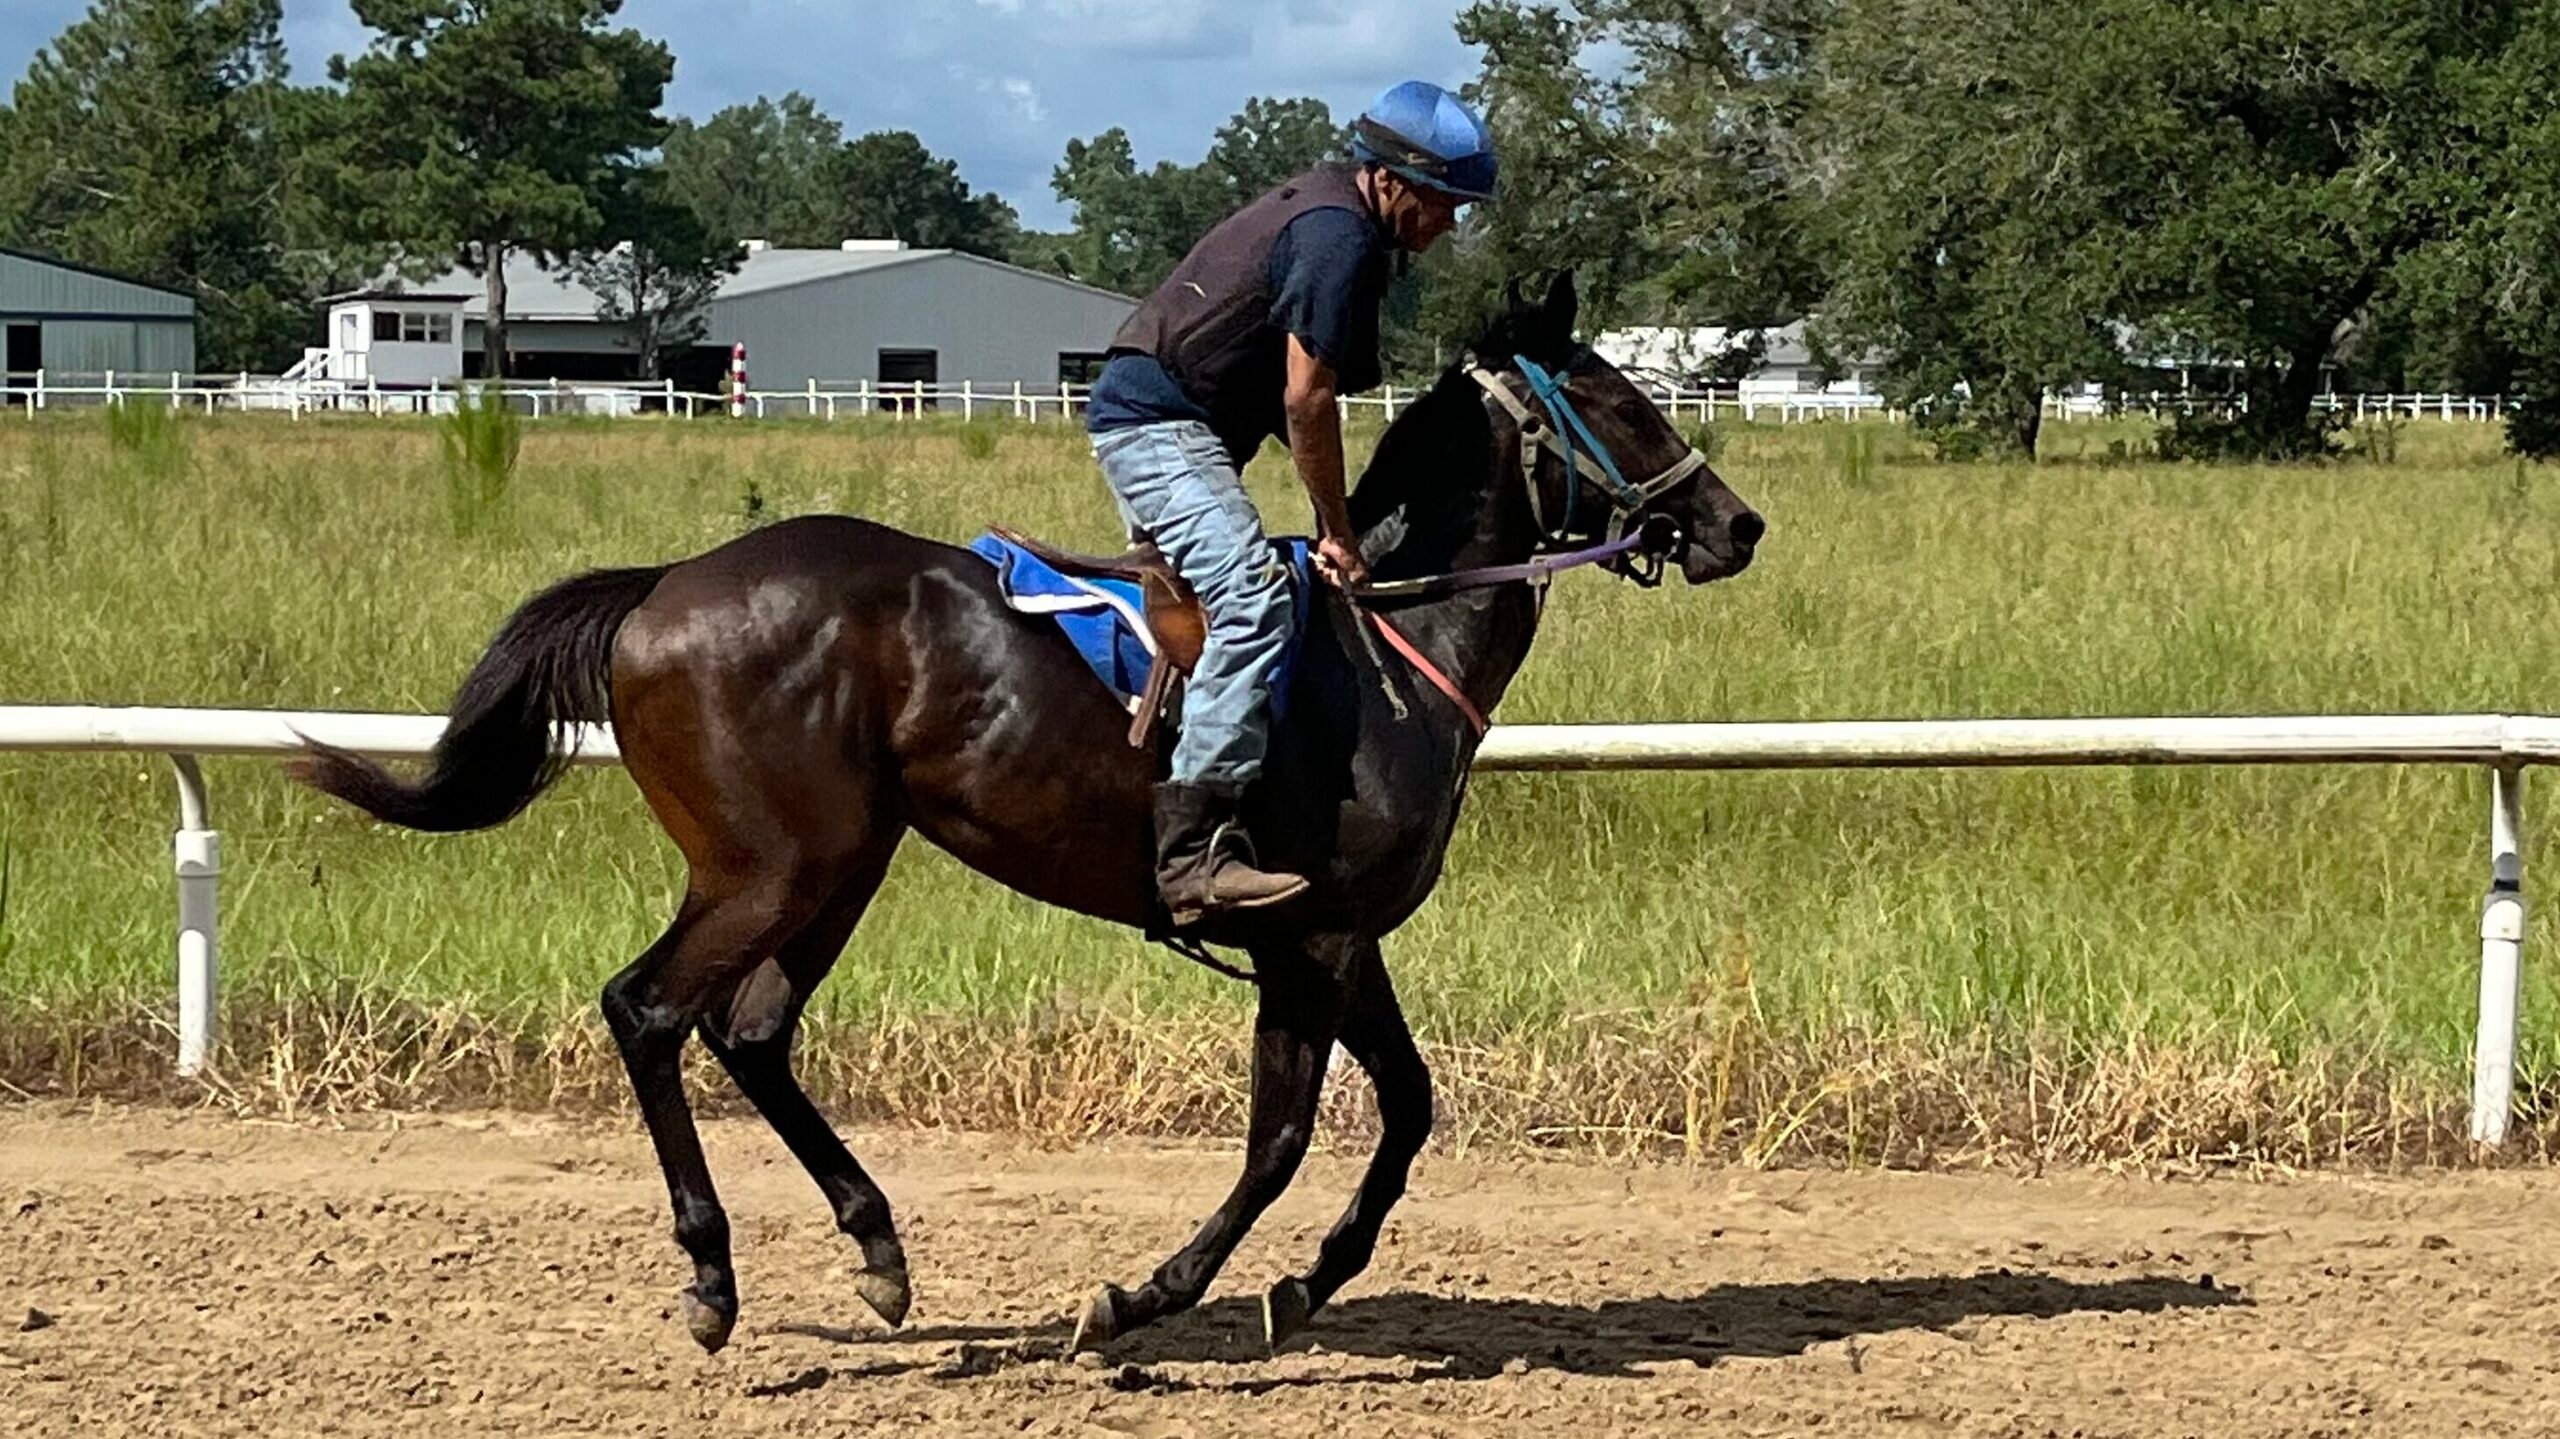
289, 564, 669, 833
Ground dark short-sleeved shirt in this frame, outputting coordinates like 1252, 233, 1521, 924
1085, 205, 1383, 452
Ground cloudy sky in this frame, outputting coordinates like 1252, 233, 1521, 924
1, 0, 1484, 229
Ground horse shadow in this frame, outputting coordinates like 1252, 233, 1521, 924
780, 1268, 2240, 1386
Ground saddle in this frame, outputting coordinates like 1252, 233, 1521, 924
986, 526, 1205, 749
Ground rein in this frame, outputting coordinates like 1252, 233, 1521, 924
1336, 355, 1705, 738
1343, 525, 1655, 606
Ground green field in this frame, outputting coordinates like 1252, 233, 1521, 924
1, 407, 2553, 1163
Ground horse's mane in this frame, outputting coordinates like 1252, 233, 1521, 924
1347, 295, 1575, 568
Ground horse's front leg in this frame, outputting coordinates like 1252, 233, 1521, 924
1262, 939, 1431, 1348
1071, 937, 1350, 1349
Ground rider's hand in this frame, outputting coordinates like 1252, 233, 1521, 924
1317, 534, 1370, 590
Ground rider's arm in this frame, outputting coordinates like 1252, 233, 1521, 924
1283, 334, 1355, 551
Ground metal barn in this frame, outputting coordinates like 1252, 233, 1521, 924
345, 241, 1136, 394
0, 247, 198, 381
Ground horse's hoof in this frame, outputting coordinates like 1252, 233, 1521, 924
1070, 1284, 1127, 1352
856, 1264, 912, 1330
1263, 1277, 1315, 1352
680, 1284, 737, 1354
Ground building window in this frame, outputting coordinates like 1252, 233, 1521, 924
1057, 351, 1110, 386
878, 348, 939, 410
5, 323, 39, 377
372, 310, 454, 344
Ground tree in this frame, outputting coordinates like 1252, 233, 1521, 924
1047, 97, 1346, 297
2094, 0, 2517, 457
1201, 96, 1342, 203
1810, 0, 2138, 456
1421, 3, 1835, 358
561, 172, 740, 379
659, 92, 843, 248
321, 0, 674, 378
1419, 4, 1628, 349
1048, 127, 1216, 293
818, 130, 1018, 258
2454, 2, 2560, 459
0, 0, 311, 369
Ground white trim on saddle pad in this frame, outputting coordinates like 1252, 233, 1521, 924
996, 576, 1159, 715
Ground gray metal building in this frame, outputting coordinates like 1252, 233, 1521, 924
1, 247, 198, 379
395, 242, 1135, 392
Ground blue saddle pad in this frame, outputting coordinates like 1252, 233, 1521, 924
968, 532, 1311, 723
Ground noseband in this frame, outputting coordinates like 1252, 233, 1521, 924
1339, 354, 1709, 740
1469, 354, 1708, 573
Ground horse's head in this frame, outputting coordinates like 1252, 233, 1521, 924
1475, 272, 1763, 584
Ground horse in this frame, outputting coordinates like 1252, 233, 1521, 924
291, 270, 1764, 1357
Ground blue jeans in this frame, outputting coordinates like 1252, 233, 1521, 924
1090, 421, 1292, 787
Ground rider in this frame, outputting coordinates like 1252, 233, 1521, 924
1084, 80, 1497, 930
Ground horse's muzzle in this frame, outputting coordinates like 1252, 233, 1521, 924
1681, 508, 1763, 583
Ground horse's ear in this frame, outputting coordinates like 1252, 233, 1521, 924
1543, 269, 1579, 342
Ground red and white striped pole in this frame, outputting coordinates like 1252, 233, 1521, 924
728, 343, 748, 419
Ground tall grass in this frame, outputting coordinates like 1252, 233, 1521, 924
438, 385, 522, 537
102, 397, 186, 481
0, 410, 2553, 1162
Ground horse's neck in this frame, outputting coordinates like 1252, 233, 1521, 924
1352, 423, 1547, 727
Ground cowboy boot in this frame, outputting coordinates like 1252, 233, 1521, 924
1153, 780, 1308, 929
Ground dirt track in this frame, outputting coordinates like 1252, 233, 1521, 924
2, 1105, 2554, 1437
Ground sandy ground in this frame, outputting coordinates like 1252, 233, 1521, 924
1, 1105, 2554, 1437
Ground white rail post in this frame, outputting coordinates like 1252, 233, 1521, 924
962, 379, 974, 422
171, 754, 219, 1078
2472, 765, 2527, 1145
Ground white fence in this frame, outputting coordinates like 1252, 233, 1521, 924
2, 369, 2525, 429
0, 705, 2543, 1144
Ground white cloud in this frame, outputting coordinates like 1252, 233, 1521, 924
1000, 77, 1046, 124
951, 65, 1049, 128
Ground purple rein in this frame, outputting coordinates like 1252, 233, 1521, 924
1341, 522, 1669, 608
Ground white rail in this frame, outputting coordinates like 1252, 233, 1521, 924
3, 370, 2524, 428
0, 705, 2538, 1144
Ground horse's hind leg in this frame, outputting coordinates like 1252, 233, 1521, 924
602, 874, 825, 1354
699, 838, 914, 1330
1071, 934, 1352, 1350
1262, 940, 1432, 1349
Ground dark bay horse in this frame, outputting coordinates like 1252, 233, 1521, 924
293, 272, 1763, 1356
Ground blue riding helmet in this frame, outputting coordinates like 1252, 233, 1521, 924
1349, 80, 1497, 203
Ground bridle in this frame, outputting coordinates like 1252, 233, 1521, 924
1470, 352, 1709, 577
1339, 351, 1711, 738
1345, 352, 1705, 608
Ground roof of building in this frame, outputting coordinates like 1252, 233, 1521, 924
0, 245, 197, 304
343, 245, 1133, 322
